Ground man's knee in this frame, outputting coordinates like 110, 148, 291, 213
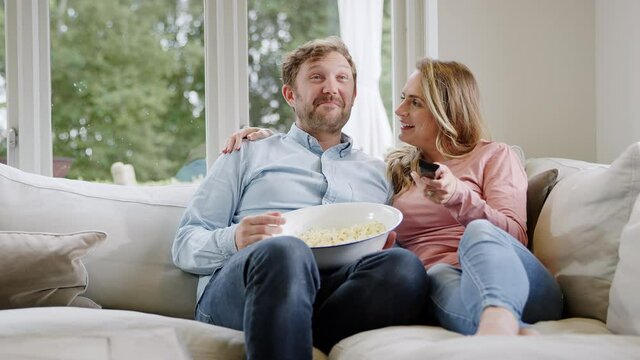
251, 236, 313, 264
369, 248, 428, 292
248, 236, 318, 282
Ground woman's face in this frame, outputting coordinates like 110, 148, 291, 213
395, 70, 439, 152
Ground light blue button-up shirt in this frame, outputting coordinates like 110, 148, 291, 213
172, 124, 391, 300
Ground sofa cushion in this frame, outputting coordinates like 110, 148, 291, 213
330, 319, 633, 360
607, 193, 640, 335
533, 142, 640, 322
526, 168, 558, 245
0, 328, 190, 360
0, 231, 105, 309
0, 164, 199, 319
331, 330, 639, 360
0, 307, 328, 360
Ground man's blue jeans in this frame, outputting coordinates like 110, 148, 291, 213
427, 219, 563, 334
195, 236, 428, 360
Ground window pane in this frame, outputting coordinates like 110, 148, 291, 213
50, 0, 205, 183
0, 0, 6, 164
381, 0, 393, 125
247, 0, 339, 132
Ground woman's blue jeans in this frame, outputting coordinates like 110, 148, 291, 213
195, 236, 428, 360
427, 219, 563, 335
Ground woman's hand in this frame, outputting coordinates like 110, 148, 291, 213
410, 163, 457, 205
383, 231, 397, 249
221, 127, 274, 154
234, 212, 285, 250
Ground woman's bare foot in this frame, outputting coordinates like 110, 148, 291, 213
475, 306, 519, 336
518, 327, 540, 336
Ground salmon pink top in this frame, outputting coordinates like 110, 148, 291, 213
393, 141, 528, 269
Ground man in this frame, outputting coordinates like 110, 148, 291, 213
172, 37, 427, 360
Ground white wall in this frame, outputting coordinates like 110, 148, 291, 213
596, 0, 640, 163
437, 0, 596, 161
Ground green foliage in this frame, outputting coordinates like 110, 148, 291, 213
50, 0, 204, 181
2, 0, 391, 181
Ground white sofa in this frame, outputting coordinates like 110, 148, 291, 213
1, 142, 640, 359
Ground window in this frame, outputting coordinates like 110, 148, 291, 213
0, 0, 6, 164
247, 0, 340, 132
5, 0, 428, 181
49, 0, 205, 183
247, 0, 394, 132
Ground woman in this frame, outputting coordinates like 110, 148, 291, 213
222, 57, 563, 336
385, 58, 562, 335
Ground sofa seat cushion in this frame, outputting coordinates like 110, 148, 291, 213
0, 328, 190, 360
0, 307, 328, 360
332, 331, 639, 360
330, 319, 636, 360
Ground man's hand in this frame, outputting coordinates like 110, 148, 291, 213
221, 127, 274, 154
235, 212, 285, 250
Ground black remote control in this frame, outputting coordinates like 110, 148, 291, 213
418, 159, 439, 179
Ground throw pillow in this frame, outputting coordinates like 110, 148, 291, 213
0, 231, 106, 309
526, 168, 558, 248
607, 193, 640, 335
533, 142, 640, 322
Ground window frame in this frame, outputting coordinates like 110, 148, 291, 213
4, 0, 436, 177
5, 0, 53, 176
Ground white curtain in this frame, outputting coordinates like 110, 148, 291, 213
338, 0, 394, 160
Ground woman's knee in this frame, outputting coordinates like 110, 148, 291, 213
427, 263, 460, 293
459, 219, 509, 254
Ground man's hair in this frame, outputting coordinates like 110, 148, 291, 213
281, 36, 357, 89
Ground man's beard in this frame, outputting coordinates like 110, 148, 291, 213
296, 94, 352, 134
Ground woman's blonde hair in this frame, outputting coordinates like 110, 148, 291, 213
386, 58, 488, 199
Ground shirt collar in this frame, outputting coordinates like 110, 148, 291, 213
286, 123, 353, 158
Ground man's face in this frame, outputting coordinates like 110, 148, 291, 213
283, 51, 356, 135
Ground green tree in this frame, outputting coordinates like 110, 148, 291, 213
8, 0, 383, 181
50, 0, 204, 182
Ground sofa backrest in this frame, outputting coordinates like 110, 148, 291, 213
525, 157, 607, 183
524, 157, 609, 244
0, 164, 199, 319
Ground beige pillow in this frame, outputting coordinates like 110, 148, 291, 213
607, 193, 640, 335
0, 231, 106, 309
526, 168, 558, 248
534, 142, 640, 322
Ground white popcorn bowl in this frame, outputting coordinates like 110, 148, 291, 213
280, 202, 403, 270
